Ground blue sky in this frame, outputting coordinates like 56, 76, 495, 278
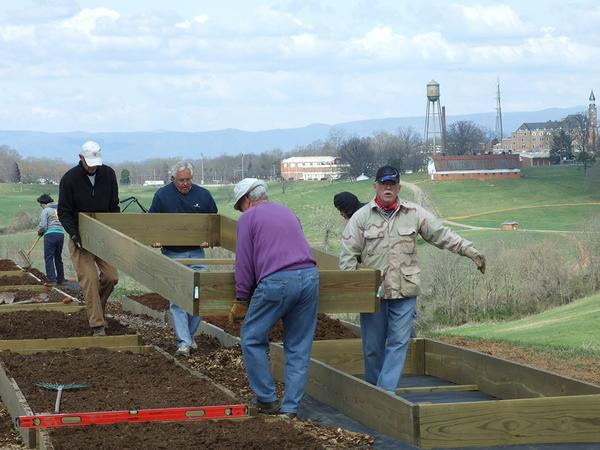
0, 0, 598, 132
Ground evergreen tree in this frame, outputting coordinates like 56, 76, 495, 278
550, 130, 573, 164
120, 168, 131, 185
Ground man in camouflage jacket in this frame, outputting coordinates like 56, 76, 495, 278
339, 166, 486, 393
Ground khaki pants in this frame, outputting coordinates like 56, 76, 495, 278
68, 240, 118, 328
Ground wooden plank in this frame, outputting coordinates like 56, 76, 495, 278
0, 285, 47, 292
311, 248, 340, 270
13, 345, 154, 355
424, 339, 600, 399
219, 215, 237, 252
0, 270, 27, 277
89, 213, 220, 246
270, 342, 419, 444
396, 384, 479, 394
198, 321, 241, 348
310, 338, 424, 376
0, 334, 141, 351
0, 360, 37, 448
194, 270, 378, 315
418, 395, 600, 448
0, 304, 84, 313
80, 214, 198, 315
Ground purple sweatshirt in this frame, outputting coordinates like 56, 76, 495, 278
235, 202, 316, 300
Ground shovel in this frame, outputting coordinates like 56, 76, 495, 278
35, 382, 93, 413
18, 235, 42, 269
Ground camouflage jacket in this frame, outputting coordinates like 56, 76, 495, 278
339, 198, 480, 299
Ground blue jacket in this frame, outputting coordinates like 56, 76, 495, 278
149, 183, 218, 252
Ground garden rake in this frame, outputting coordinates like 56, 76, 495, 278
17, 235, 42, 269
35, 382, 93, 413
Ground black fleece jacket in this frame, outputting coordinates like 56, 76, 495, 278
58, 162, 120, 239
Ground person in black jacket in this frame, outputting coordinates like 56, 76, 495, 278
58, 141, 120, 336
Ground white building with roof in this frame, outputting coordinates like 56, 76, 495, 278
280, 156, 349, 181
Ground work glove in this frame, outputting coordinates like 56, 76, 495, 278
71, 234, 82, 248
228, 300, 249, 325
471, 254, 486, 274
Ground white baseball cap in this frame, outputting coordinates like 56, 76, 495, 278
233, 178, 267, 211
80, 141, 103, 167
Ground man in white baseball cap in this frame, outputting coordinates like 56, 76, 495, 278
58, 140, 120, 337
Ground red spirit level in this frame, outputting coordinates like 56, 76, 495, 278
17, 404, 249, 429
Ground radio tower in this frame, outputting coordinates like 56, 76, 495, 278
495, 78, 504, 144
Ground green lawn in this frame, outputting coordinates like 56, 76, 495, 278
0, 184, 60, 230
420, 165, 600, 219
435, 292, 600, 357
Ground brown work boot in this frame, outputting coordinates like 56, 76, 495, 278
92, 326, 106, 337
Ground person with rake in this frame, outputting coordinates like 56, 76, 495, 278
36, 193, 65, 286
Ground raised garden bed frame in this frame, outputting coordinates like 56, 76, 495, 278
201, 321, 600, 448
80, 213, 379, 315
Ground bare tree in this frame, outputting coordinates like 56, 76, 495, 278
446, 121, 488, 155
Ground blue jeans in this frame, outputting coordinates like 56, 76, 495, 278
360, 297, 417, 393
161, 248, 205, 347
43, 233, 64, 284
241, 266, 319, 414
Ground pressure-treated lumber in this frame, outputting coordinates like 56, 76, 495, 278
0, 303, 84, 313
270, 342, 419, 444
87, 213, 220, 246
174, 258, 235, 265
80, 214, 198, 315
0, 334, 141, 352
0, 285, 49, 292
396, 384, 479, 394
311, 338, 423, 376
418, 394, 600, 448
82, 213, 378, 315
425, 340, 600, 399
0, 360, 36, 448
0, 270, 29, 277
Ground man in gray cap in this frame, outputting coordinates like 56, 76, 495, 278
58, 141, 120, 336
229, 178, 319, 419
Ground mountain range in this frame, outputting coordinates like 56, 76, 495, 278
0, 106, 585, 163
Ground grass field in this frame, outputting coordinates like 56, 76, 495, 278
419, 165, 600, 219
433, 292, 600, 358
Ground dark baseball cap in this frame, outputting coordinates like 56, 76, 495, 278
375, 166, 400, 183
37, 194, 54, 204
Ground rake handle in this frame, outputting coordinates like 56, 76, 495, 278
54, 386, 64, 414
27, 235, 43, 256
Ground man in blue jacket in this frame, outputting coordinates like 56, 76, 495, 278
149, 161, 218, 356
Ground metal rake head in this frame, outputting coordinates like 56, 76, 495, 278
35, 382, 93, 391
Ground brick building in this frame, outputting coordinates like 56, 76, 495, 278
280, 156, 348, 181
427, 154, 521, 181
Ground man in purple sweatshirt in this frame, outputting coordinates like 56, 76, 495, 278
229, 178, 319, 419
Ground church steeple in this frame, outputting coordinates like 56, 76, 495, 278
590, 90, 595, 103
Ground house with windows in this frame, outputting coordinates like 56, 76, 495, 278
280, 156, 349, 181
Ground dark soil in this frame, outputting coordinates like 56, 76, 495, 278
0, 310, 134, 339
25, 267, 50, 283
129, 292, 169, 311
204, 313, 358, 342
9, 289, 66, 304
1, 348, 348, 449
0, 260, 19, 271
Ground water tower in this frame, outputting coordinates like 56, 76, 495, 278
424, 80, 443, 152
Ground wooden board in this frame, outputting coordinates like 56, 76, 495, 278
0, 304, 84, 313
0, 271, 28, 277
396, 384, 478, 394
219, 215, 237, 252
0, 360, 37, 448
0, 334, 141, 352
424, 339, 600, 399
174, 258, 235, 265
0, 285, 48, 292
310, 338, 423, 376
418, 394, 600, 448
87, 213, 220, 246
270, 342, 419, 444
80, 214, 198, 315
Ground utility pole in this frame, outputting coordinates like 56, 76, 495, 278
201, 153, 205, 185
241, 153, 244, 179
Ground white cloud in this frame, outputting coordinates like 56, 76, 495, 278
175, 15, 208, 30
60, 7, 120, 35
452, 3, 524, 32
